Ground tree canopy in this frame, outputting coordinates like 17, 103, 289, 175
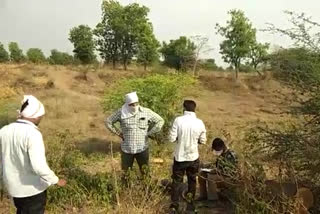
160, 36, 196, 71
0, 43, 9, 63
49, 49, 74, 65
216, 10, 257, 78
8, 42, 25, 63
95, 0, 158, 70
69, 25, 96, 64
26, 48, 46, 64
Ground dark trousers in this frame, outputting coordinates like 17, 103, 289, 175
13, 190, 47, 214
171, 158, 199, 209
121, 149, 149, 174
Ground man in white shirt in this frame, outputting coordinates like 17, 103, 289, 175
169, 100, 207, 213
0, 95, 66, 214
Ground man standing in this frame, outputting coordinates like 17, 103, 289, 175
106, 92, 164, 174
169, 100, 207, 213
0, 95, 66, 214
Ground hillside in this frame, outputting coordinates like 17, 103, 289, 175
0, 64, 293, 214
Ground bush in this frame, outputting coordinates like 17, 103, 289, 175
26, 48, 47, 64
0, 42, 9, 63
48, 49, 74, 65
102, 74, 196, 142
269, 48, 320, 90
45, 129, 167, 212
8, 42, 25, 63
239, 64, 255, 73
199, 58, 218, 71
0, 99, 19, 129
46, 130, 115, 209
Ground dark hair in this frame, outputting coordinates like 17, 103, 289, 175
212, 138, 226, 151
183, 100, 196, 112
20, 99, 29, 113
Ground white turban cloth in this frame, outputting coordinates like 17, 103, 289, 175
121, 92, 139, 119
19, 95, 45, 118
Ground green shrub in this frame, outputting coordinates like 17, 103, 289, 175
26, 48, 47, 64
48, 49, 74, 65
239, 64, 255, 73
0, 42, 9, 63
46, 130, 115, 209
102, 74, 196, 142
199, 58, 218, 71
0, 99, 19, 128
8, 42, 25, 63
269, 48, 320, 90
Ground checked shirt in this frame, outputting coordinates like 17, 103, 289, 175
105, 107, 164, 154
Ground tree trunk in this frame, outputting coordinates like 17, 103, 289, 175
256, 69, 262, 76
144, 63, 147, 71
235, 67, 239, 79
235, 59, 241, 79
112, 59, 116, 70
193, 59, 198, 77
123, 59, 127, 71
254, 64, 262, 76
234, 62, 239, 79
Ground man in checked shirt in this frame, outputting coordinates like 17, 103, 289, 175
105, 92, 164, 175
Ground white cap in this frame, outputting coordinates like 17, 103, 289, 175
125, 92, 139, 105
19, 95, 45, 118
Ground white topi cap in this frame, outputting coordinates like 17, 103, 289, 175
19, 95, 45, 118
125, 92, 139, 105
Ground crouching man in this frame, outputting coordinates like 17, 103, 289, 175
198, 138, 238, 201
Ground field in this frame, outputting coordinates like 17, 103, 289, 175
0, 64, 295, 213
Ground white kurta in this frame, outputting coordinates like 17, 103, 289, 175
0, 119, 59, 198
169, 111, 207, 162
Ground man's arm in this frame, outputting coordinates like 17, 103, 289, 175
105, 110, 122, 137
168, 118, 178, 143
147, 110, 164, 136
28, 131, 59, 186
198, 121, 207, 144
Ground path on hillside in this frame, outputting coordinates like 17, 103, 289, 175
47, 68, 102, 102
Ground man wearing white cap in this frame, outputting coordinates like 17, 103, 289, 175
0, 95, 66, 214
106, 92, 164, 174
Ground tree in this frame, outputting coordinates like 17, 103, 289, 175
8, 42, 25, 63
248, 42, 269, 75
49, 49, 74, 65
94, 1, 122, 69
266, 11, 320, 53
191, 35, 214, 76
216, 10, 256, 78
160, 36, 196, 71
0, 42, 9, 63
26, 48, 46, 64
137, 28, 160, 71
69, 25, 96, 64
95, 0, 155, 70
199, 58, 218, 71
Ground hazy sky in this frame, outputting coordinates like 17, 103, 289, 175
0, 0, 319, 66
